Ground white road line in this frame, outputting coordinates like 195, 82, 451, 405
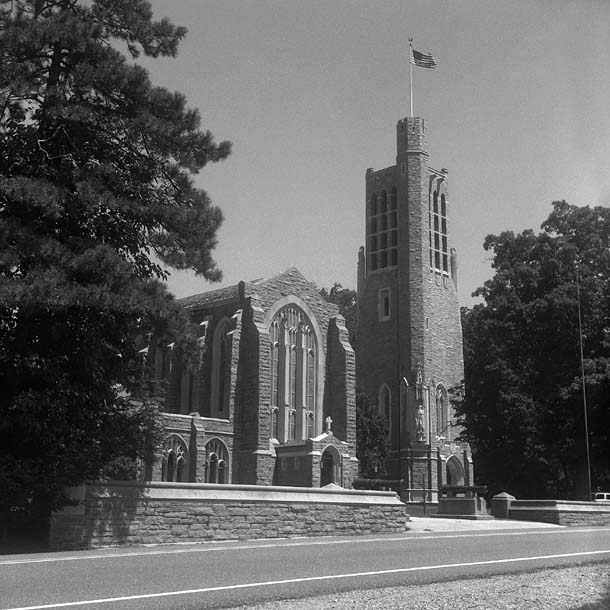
3, 549, 610, 610
2, 527, 608, 566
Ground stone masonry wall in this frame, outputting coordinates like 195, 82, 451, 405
509, 500, 610, 526
49, 482, 407, 550
324, 316, 356, 448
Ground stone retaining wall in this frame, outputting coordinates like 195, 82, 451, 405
509, 500, 610, 526
50, 481, 407, 550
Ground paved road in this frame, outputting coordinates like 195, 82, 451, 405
2, 523, 610, 610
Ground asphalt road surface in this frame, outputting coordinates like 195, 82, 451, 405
2, 525, 610, 610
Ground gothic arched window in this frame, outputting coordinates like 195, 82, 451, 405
269, 306, 318, 442
430, 189, 449, 275
211, 318, 232, 418
435, 384, 449, 439
205, 438, 229, 484
161, 435, 188, 483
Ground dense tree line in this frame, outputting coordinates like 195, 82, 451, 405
0, 0, 230, 535
455, 201, 610, 499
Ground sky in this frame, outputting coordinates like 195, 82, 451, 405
142, 0, 610, 305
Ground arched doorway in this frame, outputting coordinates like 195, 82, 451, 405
446, 455, 465, 486
320, 446, 340, 487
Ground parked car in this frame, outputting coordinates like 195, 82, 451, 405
593, 492, 610, 502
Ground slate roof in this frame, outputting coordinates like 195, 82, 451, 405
178, 284, 241, 309
177, 266, 307, 310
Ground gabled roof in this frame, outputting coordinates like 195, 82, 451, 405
178, 266, 311, 309
178, 284, 241, 309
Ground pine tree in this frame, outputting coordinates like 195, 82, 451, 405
0, 0, 230, 531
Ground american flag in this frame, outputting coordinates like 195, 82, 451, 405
411, 48, 436, 69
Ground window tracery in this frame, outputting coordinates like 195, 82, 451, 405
161, 435, 188, 482
205, 438, 229, 484
368, 188, 398, 272
430, 190, 449, 275
269, 305, 318, 442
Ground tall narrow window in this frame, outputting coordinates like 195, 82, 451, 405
211, 319, 232, 418
378, 288, 391, 321
430, 190, 449, 275
304, 327, 316, 411
289, 344, 297, 408
270, 320, 280, 407
436, 384, 449, 439
368, 189, 398, 272
218, 331, 228, 412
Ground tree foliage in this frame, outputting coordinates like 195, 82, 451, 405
0, 0, 230, 528
355, 391, 389, 478
319, 282, 356, 346
455, 201, 610, 499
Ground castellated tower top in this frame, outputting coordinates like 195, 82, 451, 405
397, 116, 428, 156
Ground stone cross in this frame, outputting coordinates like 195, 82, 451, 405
325, 415, 332, 434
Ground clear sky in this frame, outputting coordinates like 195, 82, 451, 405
143, 0, 610, 305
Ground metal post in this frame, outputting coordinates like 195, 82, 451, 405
409, 38, 414, 117
575, 263, 592, 500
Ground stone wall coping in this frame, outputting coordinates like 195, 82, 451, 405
200, 416, 232, 425
510, 500, 610, 513
163, 413, 200, 421
162, 413, 233, 426
83, 481, 404, 506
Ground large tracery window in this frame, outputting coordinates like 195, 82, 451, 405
269, 306, 318, 442
368, 188, 398, 272
430, 191, 449, 275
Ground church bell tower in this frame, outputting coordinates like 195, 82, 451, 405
356, 117, 472, 503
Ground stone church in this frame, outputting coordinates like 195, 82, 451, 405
356, 116, 472, 500
147, 115, 470, 498
146, 267, 358, 488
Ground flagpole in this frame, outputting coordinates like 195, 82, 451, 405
409, 38, 414, 116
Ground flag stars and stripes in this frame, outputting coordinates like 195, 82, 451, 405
411, 48, 437, 69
